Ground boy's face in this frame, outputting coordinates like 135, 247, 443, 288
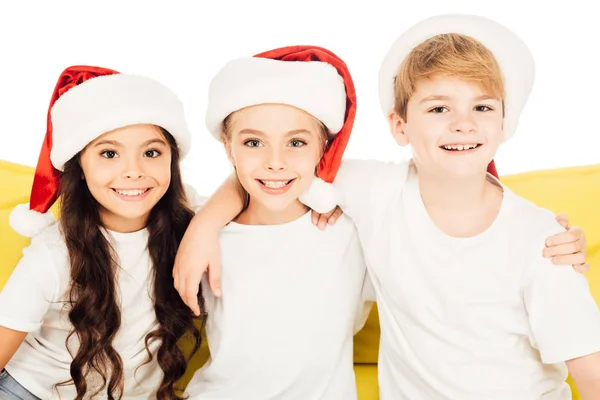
389, 75, 503, 178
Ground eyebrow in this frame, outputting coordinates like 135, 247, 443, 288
419, 94, 500, 104
238, 128, 313, 137
93, 138, 167, 147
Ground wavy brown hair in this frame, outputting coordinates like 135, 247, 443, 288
55, 128, 204, 399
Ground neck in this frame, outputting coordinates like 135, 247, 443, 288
237, 199, 308, 225
417, 167, 502, 237
100, 211, 147, 233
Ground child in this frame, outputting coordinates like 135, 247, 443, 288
172, 15, 596, 400
0, 66, 204, 400
336, 14, 600, 398
184, 46, 373, 400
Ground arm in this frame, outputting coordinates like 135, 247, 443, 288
333, 159, 410, 226
566, 353, 600, 400
523, 230, 600, 390
173, 174, 244, 314
0, 234, 56, 368
0, 326, 27, 370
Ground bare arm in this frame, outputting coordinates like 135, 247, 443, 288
0, 326, 27, 370
567, 352, 600, 399
173, 174, 244, 315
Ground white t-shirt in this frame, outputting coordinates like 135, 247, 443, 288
186, 212, 372, 400
0, 224, 162, 399
335, 160, 600, 400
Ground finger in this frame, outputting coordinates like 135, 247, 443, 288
573, 263, 590, 274
209, 260, 223, 298
183, 276, 202, 316
173, 270, 179, 290
328, 207, 343, 225
317, 214, 328, 230
551, 252, 587, 267
555, 213, 570, 229
545, 230, 578, 247
311, 210, 320, 226
542, 241, 582, 258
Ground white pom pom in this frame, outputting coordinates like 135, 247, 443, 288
184, 184, 207, 213
299, 178, 341, 214
9, 203, 56, 238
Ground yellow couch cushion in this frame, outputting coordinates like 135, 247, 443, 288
1, 161, 599, 400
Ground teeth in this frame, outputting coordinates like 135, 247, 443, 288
443, 144, 478, 151
262, 180, 289, 188
116, 189, 146, 196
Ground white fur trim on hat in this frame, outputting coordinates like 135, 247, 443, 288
9, 203, 56, 238
50, 74, 192, 171
205, 57, 347, 139
378, 14, 535, 141
298, 177, 341, 214
184, 183, 207, 213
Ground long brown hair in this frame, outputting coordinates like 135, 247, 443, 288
56, 128, 204, 399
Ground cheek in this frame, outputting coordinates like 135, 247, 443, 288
148, 158, 172, 186
290, 151, 320, 177
81, 160, 115, 189
233, 151, 262, 177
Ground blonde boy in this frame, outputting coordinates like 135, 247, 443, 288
331, 14, 600, 399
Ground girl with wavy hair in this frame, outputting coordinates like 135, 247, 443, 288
0, 66, 204, 400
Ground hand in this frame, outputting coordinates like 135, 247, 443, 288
311, 206, 343, 230
173, 228, 222, 316
543, 213, 589, 273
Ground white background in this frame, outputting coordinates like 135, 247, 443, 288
0, 1, 598, 195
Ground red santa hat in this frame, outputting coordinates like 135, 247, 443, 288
378, 14, 535, 178
10, 65, 192, 237
205, 45, 357, 213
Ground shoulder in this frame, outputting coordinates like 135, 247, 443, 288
503, 189, 563, 238
337, 159, 410, 183
25, 223, 66, 257
21, 223, 69, 278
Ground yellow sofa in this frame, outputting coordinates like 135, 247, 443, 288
1, 160, 598, 399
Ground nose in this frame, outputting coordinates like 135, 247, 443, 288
122, 156, 145, 179
449, 110, 477, 134
265, 147, 286, 172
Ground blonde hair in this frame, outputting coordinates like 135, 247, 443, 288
221, 109, 330, 211
394, 33, 505, 120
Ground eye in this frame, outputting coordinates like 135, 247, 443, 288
244, 139, 262, 148
428, 106, 449, 113
101, 150, 118, 159
288, 139, 306, 148
474, 105, 493, 112
144, 149, 161, 158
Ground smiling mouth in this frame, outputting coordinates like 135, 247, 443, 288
257, 179, 295, 189
111, 188, 151, 196
440, 143, 482, 151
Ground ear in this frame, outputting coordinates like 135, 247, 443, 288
221, 136, 235, 166
388, 110, 409, 146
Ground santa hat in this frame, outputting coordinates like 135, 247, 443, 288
205, 45, 357, 213
10, 65, 192, 237
378, 14, 535, 178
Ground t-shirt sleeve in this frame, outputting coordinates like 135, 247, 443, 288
334, 159, 410, 226
523, 224, 600, 364
0, 235, 59, 332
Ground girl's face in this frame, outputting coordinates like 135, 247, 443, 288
79, 124, 172, 232
225, 104, 324, 223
